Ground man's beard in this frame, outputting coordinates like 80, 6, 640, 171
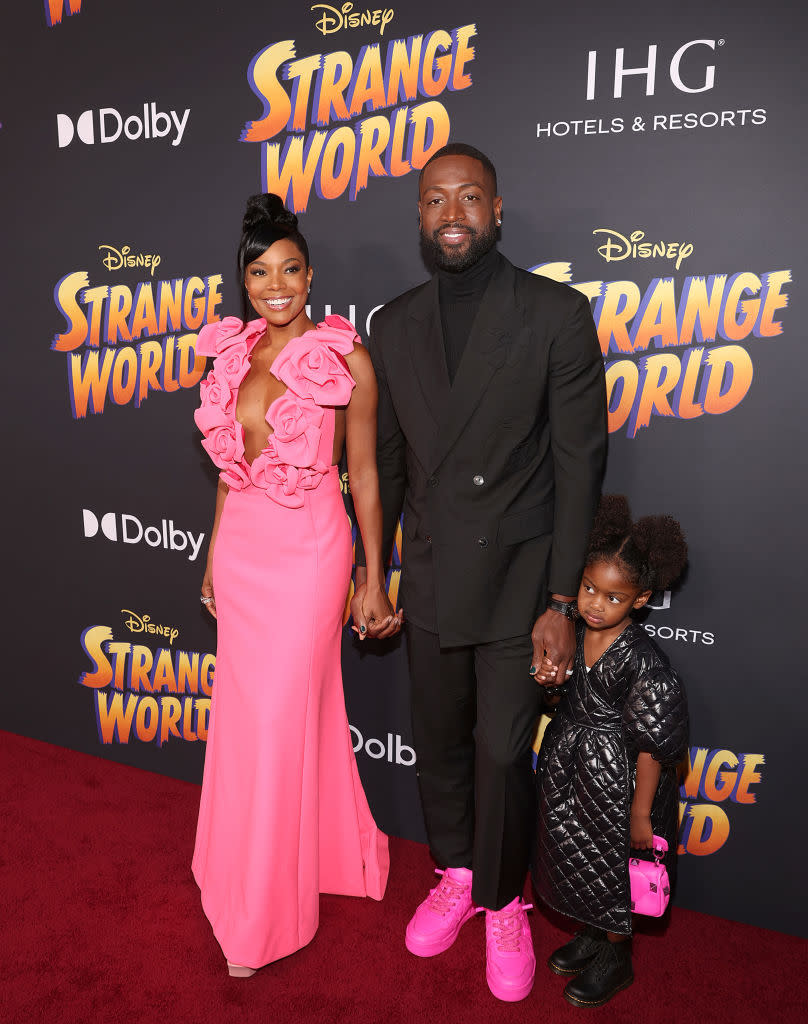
421, 219, 498, 272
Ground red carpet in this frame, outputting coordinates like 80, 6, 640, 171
1, 731, 805, 1024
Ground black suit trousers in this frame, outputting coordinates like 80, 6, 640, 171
406, 623, 543, 911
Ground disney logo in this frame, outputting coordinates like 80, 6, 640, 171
312, 3, 394, 37
593, 229, 693, 271
122, 609, 179, 645
99, 244, 162, 277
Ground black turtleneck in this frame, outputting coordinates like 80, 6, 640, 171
437, 245, 501, 384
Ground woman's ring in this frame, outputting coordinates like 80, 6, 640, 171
200, 596, 213, 605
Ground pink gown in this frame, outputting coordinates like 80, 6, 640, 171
191, 314, 389, 969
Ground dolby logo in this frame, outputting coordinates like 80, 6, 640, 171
350, 727, 416, 766
82, 509, 205, 561
57, 102, 190, 149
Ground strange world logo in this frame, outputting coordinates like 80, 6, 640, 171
78, 619, 214, 746
678, 746, 764, 857
45, 0, 83, 27
241, 23, 477, 211
49, 248, 224, 418
532, 258, 791, 437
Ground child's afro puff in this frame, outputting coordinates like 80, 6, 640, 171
586, 494, 688, 592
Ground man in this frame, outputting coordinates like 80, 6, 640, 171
353, 143, 606, 1002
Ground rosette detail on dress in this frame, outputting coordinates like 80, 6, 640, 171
272, 315, 357, 407
194, 314, 358, 507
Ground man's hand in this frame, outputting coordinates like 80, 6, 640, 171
530, 604, 575, 685
364, 584, 404, 639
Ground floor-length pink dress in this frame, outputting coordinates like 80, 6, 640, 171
191, 314, 389, 969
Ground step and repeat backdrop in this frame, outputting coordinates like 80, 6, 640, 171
2, 0, 804, 937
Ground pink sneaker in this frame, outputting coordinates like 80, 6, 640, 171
485, 897, 536, 1002
405, 867, 479, 957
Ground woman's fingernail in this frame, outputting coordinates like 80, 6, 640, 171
529, 666, 537, 675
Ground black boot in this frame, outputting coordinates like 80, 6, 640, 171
548, 925, 607, 976
563, 938, 633, 1008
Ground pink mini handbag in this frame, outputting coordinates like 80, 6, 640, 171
629, 835, 670, 916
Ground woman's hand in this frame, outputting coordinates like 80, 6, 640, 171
201, 480, 227, 622
630, 811, 654, 850
343, 344, 403, 642
201, 565, 217, 619
349, 583, 369, 639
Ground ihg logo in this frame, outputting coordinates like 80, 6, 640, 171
57, 102, 190, 148
82, 509, 205, 561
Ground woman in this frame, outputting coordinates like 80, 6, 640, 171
192, 193, 398, 976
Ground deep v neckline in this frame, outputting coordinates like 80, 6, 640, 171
195, 313, 359, 501
235, 335, 288, 467
232, 322, 338, 469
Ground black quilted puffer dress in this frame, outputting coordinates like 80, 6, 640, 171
532, 621, 689, 935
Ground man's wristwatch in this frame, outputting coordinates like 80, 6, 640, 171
547, 597, 577, 620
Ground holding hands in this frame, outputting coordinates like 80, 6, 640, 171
534, 655, 567, 703
350, 578, 404, 641
530, 602, 575, 688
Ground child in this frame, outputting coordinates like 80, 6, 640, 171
531, 495, 689, 1008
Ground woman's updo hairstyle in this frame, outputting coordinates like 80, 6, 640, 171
586, 494, 688, 592
237, 193, 309, 318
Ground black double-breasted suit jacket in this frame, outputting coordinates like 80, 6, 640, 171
362, 253, 607, 647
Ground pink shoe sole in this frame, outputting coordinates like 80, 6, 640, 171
486, 964, 535, 1002
227, 961, 257, 978
405, 904, 479, 957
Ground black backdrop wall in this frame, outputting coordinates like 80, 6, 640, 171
3, 0, 804, 938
